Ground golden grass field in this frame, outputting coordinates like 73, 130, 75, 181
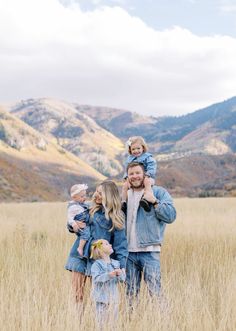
0, 198, 236, 331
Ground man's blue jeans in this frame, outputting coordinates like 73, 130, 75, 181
126, 251, 161, 299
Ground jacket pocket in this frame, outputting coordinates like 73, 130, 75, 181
137, 210, 161, 246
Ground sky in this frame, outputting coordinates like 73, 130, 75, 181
0, 0, 236, 117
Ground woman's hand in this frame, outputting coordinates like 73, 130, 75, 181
72, 221, 86, 232
77, 221, 86, 229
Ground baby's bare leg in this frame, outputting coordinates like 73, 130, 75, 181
77, 239, 86, 257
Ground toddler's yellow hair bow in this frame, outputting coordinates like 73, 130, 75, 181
90, 239, 103, 258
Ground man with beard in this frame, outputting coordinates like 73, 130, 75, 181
124, 162, 176, 301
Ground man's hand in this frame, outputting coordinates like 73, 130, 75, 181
142, 191, 156, 204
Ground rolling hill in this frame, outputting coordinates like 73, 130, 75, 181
9, 98, 124, 177
0, 107, 105, 202
157, 153, 236, 197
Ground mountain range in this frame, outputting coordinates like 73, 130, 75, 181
78, 96, 236, 156
1, 96, 236, 201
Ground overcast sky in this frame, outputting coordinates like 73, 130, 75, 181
1, 0, 236, 116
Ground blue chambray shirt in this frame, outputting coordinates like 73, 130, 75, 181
91, 258, 126, 304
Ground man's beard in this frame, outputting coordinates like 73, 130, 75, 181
129, 179, 144, 189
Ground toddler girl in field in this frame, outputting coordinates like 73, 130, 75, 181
67, 183, 90, 258
90, 239, 126, 325
122, 136, 157, 211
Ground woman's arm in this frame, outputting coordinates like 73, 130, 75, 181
67, 221, 86, 234
112, 228, 128, 269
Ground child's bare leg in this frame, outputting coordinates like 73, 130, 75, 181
121, 179, 130, 202
140, 177, 155, 212
143, 177, 154, 199
77, 239, 86, 257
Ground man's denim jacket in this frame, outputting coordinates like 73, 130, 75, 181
123, 152, 157, 179
91, 258, 125, 304
127, 186, 176, 247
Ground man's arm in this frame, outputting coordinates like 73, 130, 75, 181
144, 187, 176, 224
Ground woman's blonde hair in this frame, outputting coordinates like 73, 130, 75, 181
90, 180, 124, 231
90, 239, 104, 260
126, 136, 148, 154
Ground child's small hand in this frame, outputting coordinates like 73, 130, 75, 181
115, 268, 122, 276
109, 270, 117, 278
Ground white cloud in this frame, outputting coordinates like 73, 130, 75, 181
0, 0, 236, 116
91, 0, 103, 5
220, 5, 236, 12
218, 0, 236, 12
110, 0, 127, 4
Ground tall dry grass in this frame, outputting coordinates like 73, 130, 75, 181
0, 198, 236, 331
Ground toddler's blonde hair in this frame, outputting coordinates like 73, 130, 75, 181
90, 239, 105, 260
126, 136, 148, 154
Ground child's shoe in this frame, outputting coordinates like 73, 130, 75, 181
121, 201, 127, 214
139, 198, 152, 212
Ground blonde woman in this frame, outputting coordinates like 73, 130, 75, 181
65, 180, 128, 307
